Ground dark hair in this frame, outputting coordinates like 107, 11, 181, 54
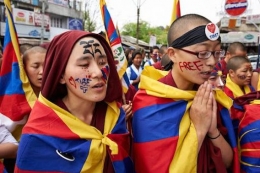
227, 56, 250, 71
227, 42, 247, 55
167, 14, 211, 46
131, 51, 142, 61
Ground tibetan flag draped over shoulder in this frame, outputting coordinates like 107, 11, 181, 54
0, 0, 36, 139
100, 0, 130, 93
132, 66, 239, 173
230, 91, 260, 172
170, 0, 181, 24
15, 94, 134, 173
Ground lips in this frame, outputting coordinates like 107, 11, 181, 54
92, 82, 105, 88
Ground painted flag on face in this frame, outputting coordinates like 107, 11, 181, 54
170, 0, 181, 25
132, 66, 239, 173
0, 0, 37, 140
100, 0, 130, 93
15, 94, 135, 173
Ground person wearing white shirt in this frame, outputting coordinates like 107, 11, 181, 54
126, 51, 143, 90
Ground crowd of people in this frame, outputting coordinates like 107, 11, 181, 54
0, 13, 259, 173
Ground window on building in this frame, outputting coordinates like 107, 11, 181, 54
51, 17, 62, 28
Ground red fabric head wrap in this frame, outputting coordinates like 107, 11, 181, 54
41, 30, 122, 103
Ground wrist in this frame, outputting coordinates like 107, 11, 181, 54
207, 129, 221, 140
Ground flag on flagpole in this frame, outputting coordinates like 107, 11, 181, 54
0, 0, 36, 140
170, 0, 181, 25
100, 0, 129, 93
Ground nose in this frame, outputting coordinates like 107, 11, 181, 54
39, 65, 43, 75
90, 62, 103, 78
206, 53, 217, 67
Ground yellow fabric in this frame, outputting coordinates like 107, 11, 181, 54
4, 0, 37, 108
139, 66, 232, 172
38, 95, 119, 172
226, 75, 251, 98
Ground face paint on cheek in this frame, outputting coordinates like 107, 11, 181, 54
178, 60, 203, 72
75, 77, 91, 93
237, 74, 247, 80
69, 76, 76, 88
101, 65, 110, 84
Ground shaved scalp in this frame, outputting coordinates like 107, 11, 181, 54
227, 56, 250, 71
23, 46, 47, 62
227, 42, 247, 54
167, 14, 211, 46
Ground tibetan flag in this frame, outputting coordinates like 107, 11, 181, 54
15, 94, 134, 172
100, 0, 130, 93
0, 0, 37, 140
170, 0, 181, 25
132, 66, 239, 173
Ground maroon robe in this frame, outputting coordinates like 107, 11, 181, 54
159, 71, 228, 173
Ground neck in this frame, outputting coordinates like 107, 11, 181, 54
32, 86, 40, 97
62, 95, 96, 125
133, 64, 140, 69
171, 68, 194, 90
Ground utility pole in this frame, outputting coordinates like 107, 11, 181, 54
134, 0, 146, 45
40, 0, 46, 44
136, 6, 140, 45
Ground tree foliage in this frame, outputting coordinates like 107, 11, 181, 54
83, 1, 97, 32
121, 21, 169, 45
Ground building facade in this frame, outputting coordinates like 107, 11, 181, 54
0, 0, 83, 46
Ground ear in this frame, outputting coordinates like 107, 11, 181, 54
229, 69, 235, 78
167, 47, 177, 63
59, 75, 66, 84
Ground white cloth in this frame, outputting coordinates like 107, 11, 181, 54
0, 120, 18, 145
144, 58, 155, 67
126, 64, 143, 84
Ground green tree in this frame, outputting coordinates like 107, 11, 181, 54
83, 11, 96, 32
83, 1, 97, 32
121, 21, 168, 45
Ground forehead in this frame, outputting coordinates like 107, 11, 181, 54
73, 37, 104, 51
238, 62, 252, 69
190, 40, 221, 49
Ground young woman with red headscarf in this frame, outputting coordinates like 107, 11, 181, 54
15, 31, 134, 173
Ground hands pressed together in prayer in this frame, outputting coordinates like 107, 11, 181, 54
190, 81, 218, 149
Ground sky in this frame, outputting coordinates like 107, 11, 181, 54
89, 0, 260, 32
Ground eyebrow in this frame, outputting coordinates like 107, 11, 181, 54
97, 55, 107, 59
76, 56, 93, 62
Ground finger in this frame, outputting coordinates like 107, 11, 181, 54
201, 82, 212, 106
206, 91, 213, 112
193, 82, 205, 104
212, 93, 217, 119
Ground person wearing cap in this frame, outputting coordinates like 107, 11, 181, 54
132, 14, 238, 173
15, 31, 134, 172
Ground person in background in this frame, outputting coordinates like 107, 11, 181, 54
144, 45, 159, 67
126, 51, 143, 91
15, 31, 134, 173
223, 56, 254, 136
19, 43, 33, 57
22, 46, 47, 96
211, 42, 247, 84
153, 45, 168, 70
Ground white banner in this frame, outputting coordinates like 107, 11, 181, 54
13, 8, 34, 25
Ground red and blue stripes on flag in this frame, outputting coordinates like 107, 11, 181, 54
15, 95, 134, 172
133, 90, 187, 172
100, 0, 129, 93
0, 0, 36, 136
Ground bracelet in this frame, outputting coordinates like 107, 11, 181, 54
207, 130, 221, 140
